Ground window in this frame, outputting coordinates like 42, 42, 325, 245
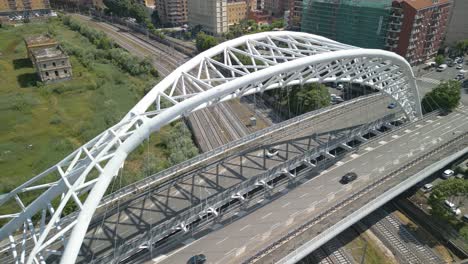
64, 70, 68, 74
52, 62, 56, 67
45, 72, 49, 76
55, 71, 59, 76
43, 64, 46, 69
62, 61, 65, 66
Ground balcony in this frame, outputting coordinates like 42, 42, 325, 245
388, 26, 401, 33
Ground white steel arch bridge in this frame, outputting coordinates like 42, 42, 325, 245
0, 31, 421, 264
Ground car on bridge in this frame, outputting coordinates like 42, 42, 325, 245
187, 254, 206, 264
387, 102, 397, 109
340, 172, 357, 184
266, 147, 279, 158
421, 183, 433, 193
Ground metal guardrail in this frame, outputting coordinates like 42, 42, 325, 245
92, 114, 396, 263
244, 131, 468, 264
97, 94, 384, 210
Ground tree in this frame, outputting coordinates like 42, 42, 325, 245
435, 54, 445, 66
151, 9, 161, 28
196, 32, 219, 52
421, 80, 461, 113
275, 83, 331, 117
428, 179, 468, 221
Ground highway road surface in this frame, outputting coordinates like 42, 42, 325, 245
150, 108, 468, 264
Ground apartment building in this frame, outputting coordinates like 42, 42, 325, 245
263, 0, 286, 17
388, 0, 451, 65
301, 0, 392, 49
157, 0, 188, 26
445, 0, 468, 44
227, 0, 247, 26
188, 0, 228, 35
288, 0, 303, 30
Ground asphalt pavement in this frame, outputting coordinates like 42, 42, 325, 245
152, 108, 468, 264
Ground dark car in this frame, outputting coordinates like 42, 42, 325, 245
387, 102, 397, 109
188, 254, 207, 264
340, 172, 357, 184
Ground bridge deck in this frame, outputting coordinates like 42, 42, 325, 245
151, 109, 468, 264
72, 96, 395, 262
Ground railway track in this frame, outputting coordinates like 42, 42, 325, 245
363, 209, 442, 264
73, 14, 251, 152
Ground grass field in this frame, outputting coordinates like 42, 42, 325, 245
0, 19, 195, 200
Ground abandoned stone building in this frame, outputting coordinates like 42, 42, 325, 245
25, 35, 72, 83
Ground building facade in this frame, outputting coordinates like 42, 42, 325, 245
0, 0, 50, 15
388, 0, 451, 65
25, 35, 72, 83
263, 0, 286, 17
301, 0, 393, 49
445, 0, 468, 44
227, 0, 247, 26
157, 0, 188, 26
288, 0, 303, 30
188, 0, 228, 35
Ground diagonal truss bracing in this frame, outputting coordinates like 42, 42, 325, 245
0, 31, 421, 264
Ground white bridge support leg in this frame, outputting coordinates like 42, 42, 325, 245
0, 31, 422, 264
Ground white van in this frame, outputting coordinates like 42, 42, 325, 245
437, 64, 448, 72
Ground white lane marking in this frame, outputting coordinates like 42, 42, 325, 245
248, 234, 259, 241
314, 184, 324, 190
362, 161, 368, 166
392, 135, 400, 139
224, 248, 237, 256
216, 237, 229, 245
433, 122, 441, 127
271, 223, 280, 230
350, 154, 360, 159
410, 132, 420, 137
152, 255, 167, 263
281, 202, 291, 208
376, 154, 383, 158
240, 224, 250, 231
426, 120, 434, 123
446, 126, 452, 129
319, 170, 329, 175
365, 147, 374, 151
378, 141, 387, 145
291, 210, 302, 218
285, 217, 294, 226
336, 161, 344, 166
300, 193, 308, 198
261, 212, 273, 219
404, 129, 412, 133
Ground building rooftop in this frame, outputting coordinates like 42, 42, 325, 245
24, 34, 57, 47
32, 46, 66, 60
403, 0, 451, 10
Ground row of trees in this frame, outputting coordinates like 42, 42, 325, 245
103, 0, 153, 29
224, 19, 285, 40
196, 32, 219, 52
61, 16, 157, 76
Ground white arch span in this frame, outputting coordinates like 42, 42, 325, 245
0, 31, 421, 264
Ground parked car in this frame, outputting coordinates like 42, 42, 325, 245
437, 64, 448, 71
442, 169, 454, 179
463, 214, 468, 222
444, 200, 456, 209
340, 172, 357, 184
387, 102, 397, 109
456, 64, 463, 70
421, 183, 433, 193
266, 147, 279, 158
337, 84, 344, 90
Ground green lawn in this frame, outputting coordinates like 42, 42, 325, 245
0, 19, 166, 194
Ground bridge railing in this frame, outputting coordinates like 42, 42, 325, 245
243, 131, 468, 264
98, 93, 384, 210
92, 114, 397, 263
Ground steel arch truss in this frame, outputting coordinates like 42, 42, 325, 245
0, 31, 421, 264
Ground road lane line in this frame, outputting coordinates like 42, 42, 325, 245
261, 212, 273, 219
216, 237, 229, 245
281, 202, 291, 208
240, 224, 250, 231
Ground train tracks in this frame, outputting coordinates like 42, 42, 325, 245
72, 14, 251, 152
300, 238, 354, 264
363, 209, 442, 264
